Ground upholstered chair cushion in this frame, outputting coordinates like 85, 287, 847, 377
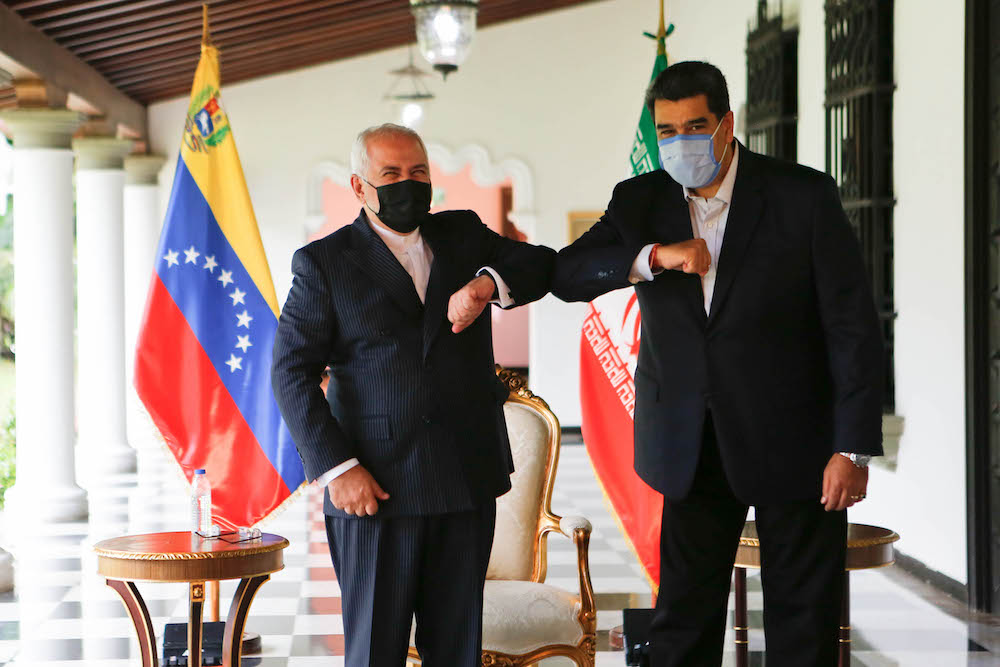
408, 580, 583, 655
486, 401, 551, 581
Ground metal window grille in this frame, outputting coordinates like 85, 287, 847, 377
746, 0, 798, 161
825, 0, 896, 411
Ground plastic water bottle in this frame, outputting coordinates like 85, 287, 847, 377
190, 469, 212, 534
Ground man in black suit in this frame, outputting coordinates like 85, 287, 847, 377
552, 62, 883, 666
271, 123, 554, 666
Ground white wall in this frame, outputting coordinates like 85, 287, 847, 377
148, 0, 970, 582
845, 1, 968, 584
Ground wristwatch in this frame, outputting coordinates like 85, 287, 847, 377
839, 452, 872, 468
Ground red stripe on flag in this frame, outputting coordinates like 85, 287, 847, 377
135, 275, 290, 529
580, 304, 662, 587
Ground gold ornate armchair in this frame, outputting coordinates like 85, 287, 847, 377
408, 367, 597, 666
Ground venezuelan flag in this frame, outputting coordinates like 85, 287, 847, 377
135, 42, 305, 529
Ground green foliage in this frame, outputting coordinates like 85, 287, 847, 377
0, 409, 15, 509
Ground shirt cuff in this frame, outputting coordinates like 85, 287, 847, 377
477, 267, 515, 308
315, 458, 360, 487
629, 243, 662, 284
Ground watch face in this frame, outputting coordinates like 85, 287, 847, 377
853, 454, 872, 467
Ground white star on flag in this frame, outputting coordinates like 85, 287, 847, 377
229, 287, 246, 306
203, 255, 218, 273
218, 269, 234, 287
163, 249, 179, 267
236, 335, 252, 352
183, 246, 200, 264
225, 354, 243, 373
236, 310, 253, 328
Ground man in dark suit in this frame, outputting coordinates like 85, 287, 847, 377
271, 123, 554, 666
552, 62, 884, 666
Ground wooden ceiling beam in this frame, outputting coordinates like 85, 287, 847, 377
121, 28, 415, 101
21, 0, 178, 23
80, 2, 404, 61
0, 2, 146, 136
37, 0, 200, 30
58, 0, 318, 48
96, 10, 411, 77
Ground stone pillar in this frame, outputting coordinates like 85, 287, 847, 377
73, 137, 137, 481
122, 155, 169, 508
0, 109, 88, 524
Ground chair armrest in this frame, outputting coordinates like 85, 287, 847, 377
553, 514, 596, 630
559, 515, 593, 538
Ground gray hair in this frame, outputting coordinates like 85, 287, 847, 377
350, 123, 428, 179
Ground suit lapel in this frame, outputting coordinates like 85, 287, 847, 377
708, 145, 765, 324
342, 212, 424, 319
648, 176, 707, 323
419, 219, 456, 359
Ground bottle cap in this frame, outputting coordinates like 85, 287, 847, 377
195, 468, 206, 474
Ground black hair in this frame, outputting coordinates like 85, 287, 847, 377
644, 61, 731, 120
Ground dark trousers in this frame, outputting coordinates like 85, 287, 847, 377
325, 502, 496, 667
649, 417, 847, 667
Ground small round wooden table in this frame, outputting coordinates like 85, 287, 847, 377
732, 522, 899, 667
94, 531, 288, 667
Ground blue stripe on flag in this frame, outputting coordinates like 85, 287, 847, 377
154, 156, 305, 492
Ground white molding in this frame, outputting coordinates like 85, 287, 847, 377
305, 143, 537, 240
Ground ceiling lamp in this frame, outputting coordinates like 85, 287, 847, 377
410, 0, 479, 78
385, 49, 435, 129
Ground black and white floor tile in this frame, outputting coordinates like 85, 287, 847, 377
0, 444, 994, 666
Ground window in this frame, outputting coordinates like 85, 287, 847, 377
825, 0, 896, 411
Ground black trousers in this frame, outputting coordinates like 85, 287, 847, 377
325, 502, 496, 667
649, 417, 847, 667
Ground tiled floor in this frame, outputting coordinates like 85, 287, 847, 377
0, 444, 996, 666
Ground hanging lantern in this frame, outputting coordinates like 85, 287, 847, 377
409, 0, 479, 78
384, 49, 435, 129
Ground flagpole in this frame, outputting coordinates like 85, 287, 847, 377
200, 3, 222, 625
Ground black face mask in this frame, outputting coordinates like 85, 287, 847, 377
363, 178, 432, 234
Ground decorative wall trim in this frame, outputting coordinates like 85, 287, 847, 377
304, 142, 537, 240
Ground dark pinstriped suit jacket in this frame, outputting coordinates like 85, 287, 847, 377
272, 210, 555, 519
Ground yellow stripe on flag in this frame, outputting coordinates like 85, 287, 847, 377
179, 44, 279, 317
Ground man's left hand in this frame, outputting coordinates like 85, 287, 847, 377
448, 274, 496, 333
821, 454, 868, 511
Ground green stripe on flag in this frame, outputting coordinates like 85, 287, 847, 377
628, 41, 669, 177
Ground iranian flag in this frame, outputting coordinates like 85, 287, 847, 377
581, 10, 672, 588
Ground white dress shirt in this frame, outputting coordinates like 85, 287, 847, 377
629, 143, 740, 316
316, 217, 514, 487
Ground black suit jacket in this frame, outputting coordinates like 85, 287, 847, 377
553, 145, 884, 504
272, 210, 555, 518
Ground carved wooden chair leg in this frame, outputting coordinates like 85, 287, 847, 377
107, 579, 158, 667
189, 582, 205, 667
733, 567, 749, 667
223, 574, 270, 667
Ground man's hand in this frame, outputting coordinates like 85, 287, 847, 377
653, 239, 711, 276
820, 454, 868, 512
448, 274, 496, 334
326, 465, 390, 517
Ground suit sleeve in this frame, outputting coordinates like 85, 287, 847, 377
468, 212, 555, 306
271, 247, 356, 481
811, 176, 885, 456
551, 182, 647, 302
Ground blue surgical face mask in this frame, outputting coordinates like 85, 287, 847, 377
657, 120, 729, 189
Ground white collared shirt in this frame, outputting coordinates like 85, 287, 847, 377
316, 215, 515, 487
630, 143, 740, 316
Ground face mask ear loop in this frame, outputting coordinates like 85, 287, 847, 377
709, 119, 728, 167
360, 175, 380, 216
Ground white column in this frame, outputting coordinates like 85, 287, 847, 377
73, 138, 136, 481
122, 155, 169, 509
0, 109, 88, 525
